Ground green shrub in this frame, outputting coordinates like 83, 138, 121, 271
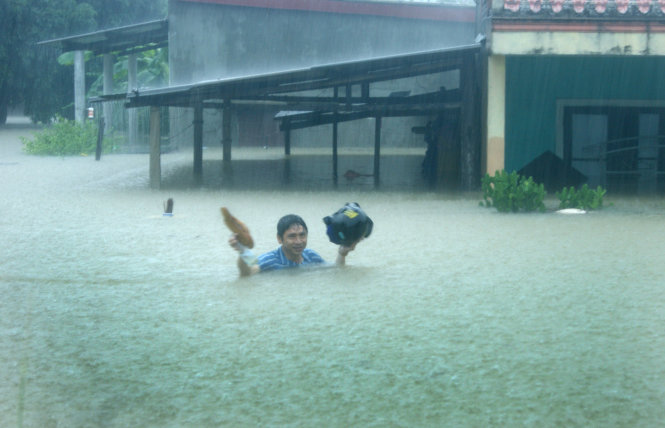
481, 170, 546, 213
21, 117, 113, 156
556, 184, 606, 210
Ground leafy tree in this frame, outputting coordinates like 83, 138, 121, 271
0, 0, 166, 125
84, 48, 169, 97
0, 0, 30, 123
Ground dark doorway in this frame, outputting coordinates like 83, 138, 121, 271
563, 105, 665, 194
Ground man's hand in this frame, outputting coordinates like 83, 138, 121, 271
338, 242, 356, 257
229, 233, 259, 276
228, 233, 243, 252
336, 239, 361, 265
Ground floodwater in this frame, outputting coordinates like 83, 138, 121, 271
2, 119, 665, 427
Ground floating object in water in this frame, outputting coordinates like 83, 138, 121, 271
556, 208, 587, 215
323, 202, 373, 246
163, 198, 174, 216
221, 207, 254, 248
343, 169, 373, 180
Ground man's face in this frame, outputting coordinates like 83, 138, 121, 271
278, 224, 308, 261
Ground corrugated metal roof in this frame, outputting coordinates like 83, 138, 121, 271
110, 43, 481, 114
38, 19, 168, 55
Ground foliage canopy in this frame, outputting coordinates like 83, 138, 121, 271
0, 0, 167, 124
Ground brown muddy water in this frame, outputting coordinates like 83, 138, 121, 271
2, 119, 665, 427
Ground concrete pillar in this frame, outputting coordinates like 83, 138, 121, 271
103, 53, 114, 135
485, 55, 506, 175
127, 53, 138, 147
149, 106, 161, 189
74, 50, 85, 123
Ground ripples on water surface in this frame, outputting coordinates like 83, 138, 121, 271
1, 144, 665, 427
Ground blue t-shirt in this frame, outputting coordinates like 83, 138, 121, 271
257, 246, 325, 272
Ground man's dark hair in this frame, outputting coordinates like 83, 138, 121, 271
277, 214, 308, 238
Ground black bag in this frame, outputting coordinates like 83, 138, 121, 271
323, 202, 373, 246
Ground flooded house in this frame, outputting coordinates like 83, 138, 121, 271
485, 0, 665, 194
10, 5, 665, 424
144, 0, 483, 189
45, 0, 665, 193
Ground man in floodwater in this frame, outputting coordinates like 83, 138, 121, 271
228, 214, 359, 276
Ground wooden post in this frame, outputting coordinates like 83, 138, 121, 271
460, 53, 480, 190
103, 53, 114, 136
222, 100, 232, 161
127, 53, 138, 147
95, 117, 104, 161
164, 198, 174, 214
149, 106, 161, 189
332, 119, 338, 185
193, 102, 203, 180
332, 86, 339, 185
361, 83, 369, 100
374, 116, 381, 187
284, 121, 291, 156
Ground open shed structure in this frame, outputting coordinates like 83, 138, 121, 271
45, 0, 665, 194
119, 43, 482, 189
44, 0, 482, 191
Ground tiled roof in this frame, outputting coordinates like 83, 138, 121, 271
501, 0, 665, 16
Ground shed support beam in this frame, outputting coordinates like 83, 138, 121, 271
361, 83, 369, 100
284, 125, 291, 156
193, 102, 203, 179
332, 87, 339, 185
149, 106, 161, 189
332, 118, 338, 185
222, 100, 232, 161
374, 116, 381, 187
460, 53, 480, 190
103, 53, 114, 135
127, 53, 138, 147
74, 50, 85, 123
